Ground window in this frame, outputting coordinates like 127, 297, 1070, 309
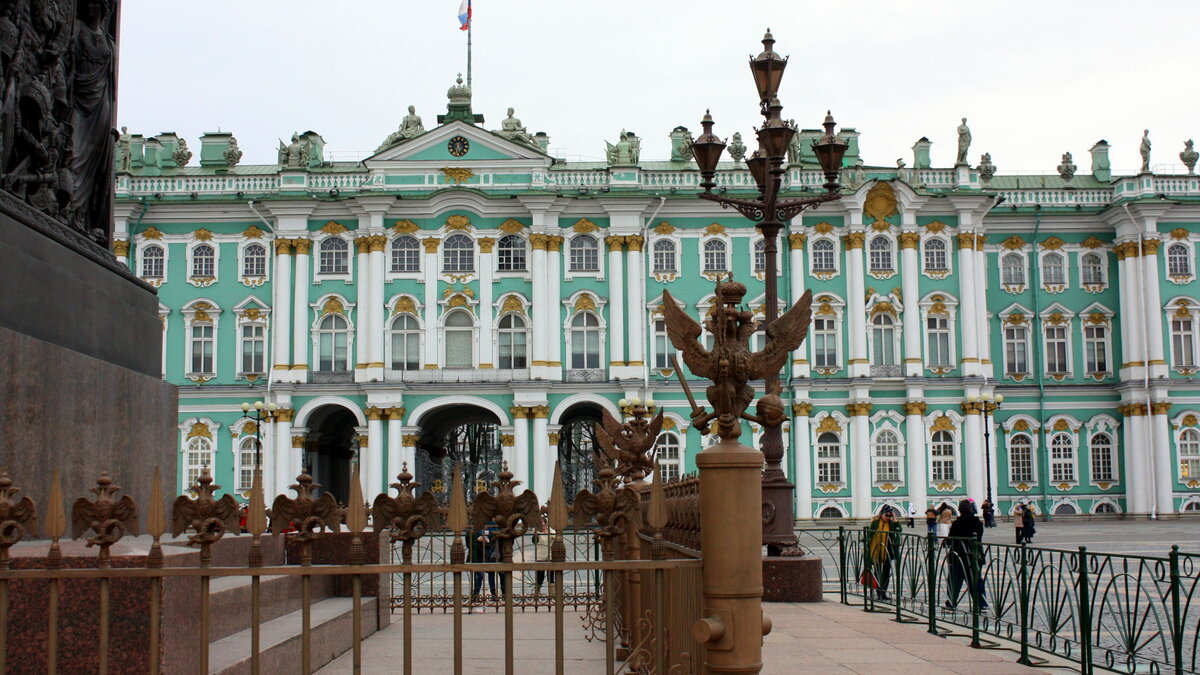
870, 313, 896, 366
872, 430, 901, 483
192, 244, 215, 278
1172, 315, 1196, 368
653, 318, 671, 369
703, 239, 727, 273
656, 432, 682, 482
814, 317, 838, 368
1081, 253, 1104, 285
1009, 433, 1034, 482
1084, 324, 1108, 373
238, 437, 262, 492
753, 239, 767, 274
319, 238, 349, 274
1090, 433, 1114, 482
1095, 502, 1117, 514
569, 312, 601, 369
1045, 324, 1069, 374
811, 240, 835, 272
926, 316, 951, 367
388, 314, 421, 371
652, 240, 677, 273
816, 432, 842, 483
569, 234, 599, 272
868, 236, 893, 272
315, 314, 350, 371
444, 311, 474, 368
498, 314, 527, 369
497, 235, 526, 272
924, 239, 947, 272
1005, 325, 1029, 375
190, 323, 214, 374
1002, 253, 1025, 285
142, 245, 165, 278
1168, 243, 1192, 277
930, 431, 955, 482
819, 506, 843, 519
1042, 252, 1065, 286
391, 236, 420, 273
243, 244, 266, 277
1180, 428, 1200, 481
1050, 433, 1075, 482
240, 323, 265, 374
184, 437, 213, 490
443, 234, 475, 273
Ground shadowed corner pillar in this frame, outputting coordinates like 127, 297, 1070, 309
695, 439, 767, 674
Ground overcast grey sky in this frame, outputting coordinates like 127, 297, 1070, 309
118, 0, 1198, 173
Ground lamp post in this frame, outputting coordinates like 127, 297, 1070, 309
689, 30, 847, 554
241, 401, 279, 489
967, 393, 1004, 505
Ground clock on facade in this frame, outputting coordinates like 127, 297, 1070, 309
447, 136, 470, 157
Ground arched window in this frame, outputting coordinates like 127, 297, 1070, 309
1090, 432, 1114, 482
315, 314, 350, 371
811, 240, 835, 272
192, 244, 215, 278
656, 432, 682, 482
1180, 428, 1200, 480
1094, 502, 1117, 514
243, 243, 266, 277
1053, 503, 1078, 516
238, 436, 262, 492
870, 313, 896, 366
652, 239, 677, 273
569, 312, 601, 369
1168, 243, 1192, 277
1081, 253, 1104, 285
1002, 253, 1025, 285
1042, 252, 1065, 285
703, 239, 727, 273
924, 239, 947, 272
816, 432, 842, 483
569, 234, 599, 272
498, 314, 527, 369
819, 506, 842, 519
872, 430, 901, 483
1050, 432, 1075, 482
497, 235, 526, 272
868, 236, 893, 272
319, 238, 349, 274
444, 311, 474, 368
753, 239, 767, 273
387, 314, 421, 371
1184, 501, 1200, 513
142, 244, 165, 278
391, 236, 420, 273
930, 430, 955, 482
1009, 433, 1034, 482
184, 436, 213, 490
443, 234, 475, 273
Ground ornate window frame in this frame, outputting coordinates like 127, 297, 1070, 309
233, 432, 264, 495
310, 294, 355, 372
999, 243, 1029, 294
1167, 297, 1200, 374
313, 228, 354, 282
186, 232, 220, 287
924, 412, 963, 492
811, 412, 849, 491
494, 294, 531, 370
650, 236, 680, 282
919, 293, 958, 374
1166, 239, 1196, 284
565, 232, 602, 279
440, 232, 477, 281
1080, 304, 1114, 380
563, 291, 607, 372
1084, 414, 1120, 488
655, 430, 684, 482
869, 411, 905, 490
138, 241, 168, 286
866, 232, 897, 280
439, 307, 478, 369
1078, 247, 1109, 293
179, 417, 220, 490
866, 296, 902, 373
1004, 415, 1041, 489
646, 296, 683, 374
810, 293, 845, 375
385, 294, 424, 372
1038, 249, 1068, 293
233, 297, 270, 382
238, 240, 269, 287
749, 234, 782, 281
921, 234, 952, 279
387, 234, 423, 278
495, 233, 529, 275
1046, 415, 1082, 488
698, 233, 730, 281
999, 304, 1033, 381
808, 233, 841, 280
181, 298, 221, 383
1040, 304, 1076, 380
1174, 412, 1200, 487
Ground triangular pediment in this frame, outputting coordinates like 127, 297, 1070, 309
366, 121, 549, 164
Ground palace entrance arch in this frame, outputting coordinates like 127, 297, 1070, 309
556, 403, 603, 502
413, 404, 504, 503
304, 404, 359, 504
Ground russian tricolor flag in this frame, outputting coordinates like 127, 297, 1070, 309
458, 0, 471, 30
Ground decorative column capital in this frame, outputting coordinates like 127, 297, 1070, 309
1151, 401, 1173, 415
843, 232, 866, 249
274, 238, 294, 255
846, 402, 873, 417
500, 434, 515, 446
624, 235, 644, 252
531, 405, 550, 419
112, 239, 130, 256
366, 406, 384, 421
975, 234, 987, 251
787, 233, 807, 250
956, 232, 976, 249
792, 402, 813, 417
510, 405, 531, 419
422, 237, 440, 253
903, 401, 928, 416
293, 238, 312, 255
367, 235, 388, 253
402, 434, 420, 447
605, 235, 626, 252
530, 233, 549, 250
547, 432, 561, 445
274, 408, 295, 423
898, 232, 921, 249
356, 434, 369, 447
1142, 238, 1162, 256
384, 406, 406, 421
961, 401, 982, 415
477, 237, 496, 253
355, 236, 373, 253
290, 435, 306, 448
547, 236, 564, 252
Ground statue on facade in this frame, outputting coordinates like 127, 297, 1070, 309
377, 105, 426, 151
786, 121, 802, 164
173, 137, 192, 166
495, 107, 538, 148
1181, 139, 1198, 175
670, 126, 694, 163
115, 126, 132, 172
660, 278, 813, 441
978, 152, 996, 182
224, 135, 243, 167
1058, 152, 1077, 180
278, 132, 324, 169
727, 132, 746, 162
594, 401, 664, 483
1140, 129, 1152, 173
956, 118, 971, 165
605, 130, 640, 165
279, 133, 301, 167
843, 159, 867, 189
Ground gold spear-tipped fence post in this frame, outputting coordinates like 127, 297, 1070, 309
45, 470, 64, 675
548, 461, 569, 675
346, 467, 367, 675
145, 467, 166, 675
447, 463, 468, 675
246, 467, 267, 675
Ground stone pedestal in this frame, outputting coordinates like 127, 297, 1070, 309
762, 555, 823, 602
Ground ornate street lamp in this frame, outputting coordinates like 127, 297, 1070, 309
690, 30, 847, 554
968, 393, 1004, 505
241, 401, 279, 485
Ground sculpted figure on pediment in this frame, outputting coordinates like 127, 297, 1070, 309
377, 105, 425, 151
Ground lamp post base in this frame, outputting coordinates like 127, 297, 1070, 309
762, 478, 800, 556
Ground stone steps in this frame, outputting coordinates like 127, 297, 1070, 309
208, 573, 336, 642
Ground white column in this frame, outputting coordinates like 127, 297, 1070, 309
606, 236, 626, 368
844, 230, 868, 377
962, 404, 984, 501
422, 237, 439, 368
271, 239, 293, 379
905, 402, 928, 513
974, 236, 993, 378
957, 232, 980, 377
788, 232, 808, 378
1123, 406, 1151, 515
510, 408, 530, 487
291, 239, 311, 379
529, 237, 549, 376
386, 407, 403, 488
1116, 245, 1137, 378
547, 237, 564, 376
850, 404, 871, 517
274, 412, 294, 498
532, 406, 551, 499
1142, 239, 1167, 377
1118, 244, 1144, 378
367, 236, 386, 380
793, 403, 812, 519
364, 407, 384, 497
478, 238, 496, 368
1151, 405, 1175, 515
354, 237, 371, 378
900, 232, 922, 377
400, 428, 418, 481
626, 236, 646, 370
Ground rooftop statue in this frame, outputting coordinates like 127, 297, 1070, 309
116, 126, 132, 172
845, 159, 867, 189
1058, 152, 1077, 180
786, 120, 802, 164
1140, 129, 1152, 173
669, 126, 694, 163
1181, 139, 1198, 175
978, 152, 996, 182
377, 105, 426, 151
495, 107, 538, 148
173, 138, 192, 167
224, 136, 243, 167
727, 132, 747, 162
605, 130, 640, 166
956, 118, 971, 165
278, 131, 324, 169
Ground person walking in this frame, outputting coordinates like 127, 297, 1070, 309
1022, 504, 1037, 544
865, 506, 903, 601
1013, 504, 1027, 544
470, 527, 499, 604
944, 499, 987, 611
925, 506, 938, 535
936, 504, 953, 539
532, 515, 555, 597
907, 504, 917, 528
981, 499, 996, 528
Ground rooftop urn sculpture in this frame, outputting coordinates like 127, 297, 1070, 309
470, 461, 540, 563
978, 152, 996, 182
224, 136, 243, 166
1058, 152, 1077, 181
172, 137, 192, 167
372, 463, 443, 562
171, 468, 240, 565
595, 399, 664, 483
1140, 129, 1152, 173
1181, 139, 1197, 175
727, 132, 747, 162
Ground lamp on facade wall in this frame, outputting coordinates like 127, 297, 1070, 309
967, 393, 1004, 505
241, 400, 279, 478
688, 30, 847, 555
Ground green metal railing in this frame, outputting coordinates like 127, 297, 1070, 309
797, 527, 1200, 674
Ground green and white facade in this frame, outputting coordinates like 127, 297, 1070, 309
113, 84, 1200, 520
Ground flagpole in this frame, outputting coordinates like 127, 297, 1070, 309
467, 22, 472, 88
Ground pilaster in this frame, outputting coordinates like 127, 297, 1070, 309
1116, 241, 1144, 381
1120, 401, 1152, 515
960, 396, 983, 500
844, 221, 868, 378
478, 237, 496, 368
791, 401, 812, 518
606, 235, 627, 371
422, 237, 439, 369
529, 235, 550, 378
899, 230, 922, 377
957, 230, 980, 376
1151, 401, 1175, 515
1141, 238, 1167, 378
847, 400, 872, 517
547, 237, 564, 379
271, 239, 294, 381
509, 406, 531, 489
625, 235, 646, 374
291, 238, 311, 382
366, 235, 387, 380
354, 236, 371, 381
788, 232, 808, 378
974, 234, 993, 377
386, 406, 404, 488
531, 405, 551, 498
366, 406, 384, 495
272, 407, 295, 495
903, 400, 928, 511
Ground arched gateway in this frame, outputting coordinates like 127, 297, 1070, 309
413, 403, 504, 503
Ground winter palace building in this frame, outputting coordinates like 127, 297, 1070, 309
112, 79, 1200, 520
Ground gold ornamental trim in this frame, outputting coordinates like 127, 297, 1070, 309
547, 432, 561, 445
704, 223, 727, 236
367, 235, 387, 253
193, 228, 214, 241
500, 295, 525, 315
1041, 236, 1066, 250
1183, 414, 1199, 427
573, 218, 599, 233
1013, 419, 1031, 432
1001, 235, 1026, 250
366, 407, 384, 421
930, 416, 955, 432
141, 226, 164, 240
812, 221, 835, 235
393, 296, 418, 315
529, 233, 549, 250
445, 214, 473, 230
293, 238, 312, 255
1082, 236, 1107, 248
422, 237, 440, 253
186, 422, 212, 439
654, 222, 676, 235
441, 168, 475, 185
815, 417, 842, 434
574, 294, 597, 312
863, 181, 897, 225
1052, 419, 1071, 432
500, 434, 515, 446
392, 219, 419, 234
1151, 401, 1173, 415
925, 221, 948, 234
321, 297, 346, 315
385, 406, 406, 420
499, 219, 526, 234
321, 221, 349, 235
956, 232, 975, 249
531, 405, 550, 419
291, 436, 307, 448
243, 225, 266, 239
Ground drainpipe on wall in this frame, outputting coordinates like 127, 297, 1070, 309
1031, 206, 1052, 520
643, 196, 667, 397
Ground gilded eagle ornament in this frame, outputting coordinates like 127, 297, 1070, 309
0, 473, 38, 566
594, 402, 664, 484
470, 462, 540, 563
171, 468, 241, 558
71, 472, 139, 562
372, 463, 443, 562
269, 470, 343, 542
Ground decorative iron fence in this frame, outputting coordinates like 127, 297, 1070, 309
799, 527, 1200, 674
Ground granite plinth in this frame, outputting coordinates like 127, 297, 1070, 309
285, 531, 383, 597
762, 555, 823, 602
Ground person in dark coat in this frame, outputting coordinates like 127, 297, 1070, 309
1022, 504, 1037, 544
1013, 504, 1027, 544
864, 506, 903, 601
470, 527, 499, 602
981, 500, 996, 528
944, 499, 987, 611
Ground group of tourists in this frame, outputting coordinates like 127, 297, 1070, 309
468, 515, 556, 606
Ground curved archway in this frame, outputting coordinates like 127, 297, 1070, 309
407, 395, 511, 428
550, 393, 620, 425
294, 396, 366, 429
556, 402, 605, 502
303, 404, 361, 504
413, 403, 504, 505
